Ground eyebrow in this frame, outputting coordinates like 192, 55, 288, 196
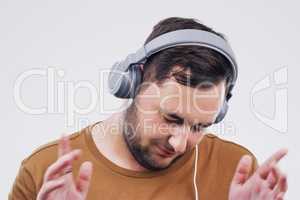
163, 111, 213, 128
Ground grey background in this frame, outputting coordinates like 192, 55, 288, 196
1, 0, 299, 199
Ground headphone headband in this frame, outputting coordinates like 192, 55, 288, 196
145, 29, 237, 83
108, 29, 238, 98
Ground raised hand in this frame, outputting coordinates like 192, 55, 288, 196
229, 149, 288, 200
37, 135, 93, 200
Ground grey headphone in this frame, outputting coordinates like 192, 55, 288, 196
108, 29, 238, 123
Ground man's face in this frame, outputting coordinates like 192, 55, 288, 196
123, 77, 226, 171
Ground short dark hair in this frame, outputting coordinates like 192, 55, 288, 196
139, 17, 234, 92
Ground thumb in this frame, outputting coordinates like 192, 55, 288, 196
76, 161, 93, 197
231, 155, 252, 185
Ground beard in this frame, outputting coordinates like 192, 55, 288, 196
122, 103, 182, 171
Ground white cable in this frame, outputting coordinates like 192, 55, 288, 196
193, 144, 199, 200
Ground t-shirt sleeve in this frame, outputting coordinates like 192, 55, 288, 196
9, 161, 37, 200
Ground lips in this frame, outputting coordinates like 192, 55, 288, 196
156, 145, 175, 158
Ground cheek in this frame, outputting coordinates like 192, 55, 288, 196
136, 113, 165, 146
135, 104, 166, 138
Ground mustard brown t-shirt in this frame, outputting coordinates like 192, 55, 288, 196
9, 121, 258, 200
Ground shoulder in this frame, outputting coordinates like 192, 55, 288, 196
20, 126, 89, 186
9, 126, 90, 199
22, 130, 83, 168
200, 133, 258, 172
199, 133, 258, 184
201, 133, 256, 159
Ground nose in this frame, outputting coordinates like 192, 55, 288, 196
167, 126, 188, 154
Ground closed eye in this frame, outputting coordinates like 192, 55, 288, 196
191, 124, 211, 133
161, 110, 212, 132
164, 116, 184, 125
191, 125, 205, 133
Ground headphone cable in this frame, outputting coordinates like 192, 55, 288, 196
193, 144, 199, 200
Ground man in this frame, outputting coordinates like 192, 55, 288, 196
9, 17, 288, 200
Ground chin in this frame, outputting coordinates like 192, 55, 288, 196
152, 154, 176, 168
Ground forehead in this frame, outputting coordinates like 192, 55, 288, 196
139, 78, 226, 124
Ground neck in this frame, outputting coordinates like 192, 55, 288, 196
91, 112, 148, 172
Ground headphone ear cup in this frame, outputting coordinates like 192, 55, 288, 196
214, 101, 229, 123
108, 64, 143, 99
